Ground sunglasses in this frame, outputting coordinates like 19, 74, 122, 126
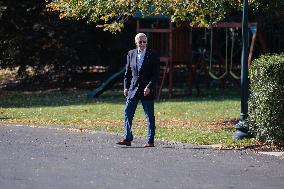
138, 41, 147, 44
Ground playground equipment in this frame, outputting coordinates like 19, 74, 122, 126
88, 20, 262, 99
87, 67, 125, 98
229, 28, 241, 80
207, 23, 258, 81
135, 19, 264, 98
208, 28, 229, 80
136, 19, 191, 98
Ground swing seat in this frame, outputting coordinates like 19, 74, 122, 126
209, 71, 227, 80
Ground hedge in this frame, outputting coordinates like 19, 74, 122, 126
248, 53, 284, 144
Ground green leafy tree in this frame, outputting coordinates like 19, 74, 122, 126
46, 0, 245, 33
46, 0, 284, 33
251, 0, 284, 32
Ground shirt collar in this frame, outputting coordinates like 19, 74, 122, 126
138, 48, 146, 54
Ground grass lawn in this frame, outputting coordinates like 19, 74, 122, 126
0, 88, 258, 147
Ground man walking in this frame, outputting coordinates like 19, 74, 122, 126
117, 33, 160, 147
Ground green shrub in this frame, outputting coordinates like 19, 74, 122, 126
248, 53, 284, 144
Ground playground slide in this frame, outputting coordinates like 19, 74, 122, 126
87, 67, 126, 98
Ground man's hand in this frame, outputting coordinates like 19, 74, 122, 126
144, 87, 150, 96
124, 89, 128, 97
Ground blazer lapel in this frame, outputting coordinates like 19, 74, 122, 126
131, 49, 138, 75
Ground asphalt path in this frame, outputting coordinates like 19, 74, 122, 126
0, 125, 283, 189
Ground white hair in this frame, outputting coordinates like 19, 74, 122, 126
135, 33, 147, 43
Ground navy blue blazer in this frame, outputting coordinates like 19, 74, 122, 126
124, 48, 160, 100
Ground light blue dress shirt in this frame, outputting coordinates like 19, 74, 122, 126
137, 48, 146, 71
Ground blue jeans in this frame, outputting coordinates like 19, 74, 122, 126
124, 97, 156, 144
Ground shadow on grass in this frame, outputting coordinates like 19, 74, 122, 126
0, 117, 12, 120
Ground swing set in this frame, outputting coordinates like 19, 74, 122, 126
136, 18, 262, 98
207, 23, 258, 81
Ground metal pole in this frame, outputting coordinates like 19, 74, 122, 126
233, 0, 251, 140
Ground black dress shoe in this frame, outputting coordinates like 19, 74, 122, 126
116, 140, 131, 146
144, 143, 155, 147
